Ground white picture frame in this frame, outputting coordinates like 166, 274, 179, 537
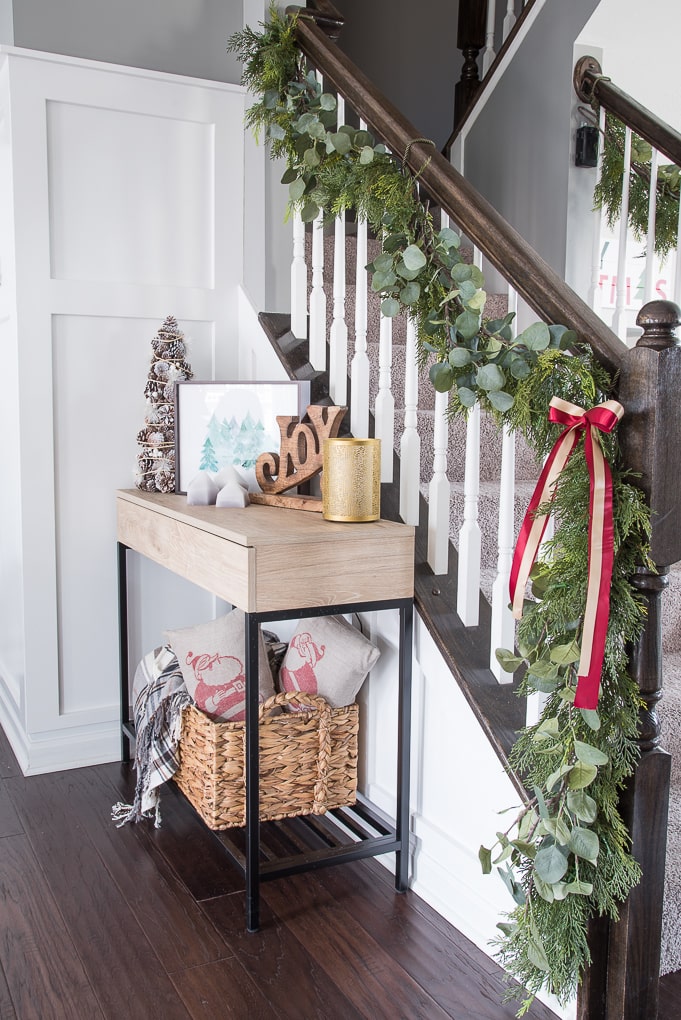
174, 380, 310, 493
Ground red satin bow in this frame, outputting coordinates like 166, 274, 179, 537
509, 396, 624, 709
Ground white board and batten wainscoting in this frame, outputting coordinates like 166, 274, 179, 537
0, 46, 246, 774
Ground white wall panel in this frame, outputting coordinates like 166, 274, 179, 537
47, 102, 215, 289
0, 47, 245, 771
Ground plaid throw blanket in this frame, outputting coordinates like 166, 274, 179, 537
111, 645, 191, 828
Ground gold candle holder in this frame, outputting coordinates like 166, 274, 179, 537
322, 438, 381, 522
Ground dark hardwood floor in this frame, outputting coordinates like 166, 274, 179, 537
1, 724, 679, 1020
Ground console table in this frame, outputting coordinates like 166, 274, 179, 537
116, 489, 415, 930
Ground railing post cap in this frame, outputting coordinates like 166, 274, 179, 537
635, 300, 681, 348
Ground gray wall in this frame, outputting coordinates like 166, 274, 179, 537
462, 0, 600, 277
334, 0, 463, 151
10, 0, 242, 83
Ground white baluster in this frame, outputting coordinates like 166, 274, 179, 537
400, 315, 420, 526
375, 308, 394, 482
643, 146, 659, 306
350, 120, 370, 438
482, 0, 497, 75
490, 423, 516, 681
329, 94, 348, 405
457, 401, 481, 626
290, 209, 308, 339
308, 210, 327, 371
427, 388, 450, 575
502, 0, 516, 41
612, 126, 632, 341
588, 108, 606, 316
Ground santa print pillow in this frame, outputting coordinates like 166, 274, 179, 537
164, 609, 275, 723
279, 615, 380, 708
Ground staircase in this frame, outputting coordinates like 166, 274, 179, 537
248, 3, 681, 1016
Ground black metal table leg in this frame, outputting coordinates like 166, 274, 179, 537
117, 542, 131, 763
245, 611, 261, 931
395, 600, 413, 891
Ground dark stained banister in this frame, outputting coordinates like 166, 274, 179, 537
574, 55, 681, 169
288, 5, 625, 379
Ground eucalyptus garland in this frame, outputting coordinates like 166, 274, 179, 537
593, 110, 680, 260
228, 9, 651, 1014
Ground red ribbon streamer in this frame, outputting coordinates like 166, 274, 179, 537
509, 396, 624, 709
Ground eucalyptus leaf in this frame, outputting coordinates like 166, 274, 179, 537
353, 129, 374, 147
438, 226, 460, 250
568, 761, 598, 790
470, 265, 486, 288
281, 167, 298, 185
319, 92, 336, 111
458, 280, 478, 303
329, 131, 352, 155
574, 740, 609, 766
534, 786, 549, 821
580, 708, 601, 731
400, 282, 421, 305
396, 262, 421, 281
289, 177, 306, 202
466, 289, 487, 312
263, 89, 279, 109
567, 789, 598, 824
303, 147, 320, 168
429, 362, 454, 393
546, 763, 572, 792
300, 201, 319, 223
496, 922, 518, 937
488, 390, 514, 412
534, 843, 569, 884
511, 839, 536, 859
451, 263, 473, 283
494, 648, 523, 672
542, 816, 572, 846
478, 844, 492, 875
550, 640, 581, 665
269, 122, 286, 141
455, 310, 481, 341
402, 244, 427, 271
371, 269, 397, 291
476, 363, 506, 392
527, 659, 559, 681
449, 347, 473, 368
381, 297, 401, 318
518, 322, 551, 351
536, 716, 560, 736
359, 145, 374, 165
527, 938, 551, 973
510, 357, 532, 380
533, 874, 555, 903
565, 878, 594, 896
457, 386, 477, 408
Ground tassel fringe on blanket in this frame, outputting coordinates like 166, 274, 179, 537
112, 645, 191, 828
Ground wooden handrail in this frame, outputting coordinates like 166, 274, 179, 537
574, 56, 681, 168
290, 9, 624, 377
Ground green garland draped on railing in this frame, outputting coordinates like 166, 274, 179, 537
228, 9, 651, 1014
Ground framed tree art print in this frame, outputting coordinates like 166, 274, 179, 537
174, 380, 310, 493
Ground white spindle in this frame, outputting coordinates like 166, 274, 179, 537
427, 389, 450, 575
329, 96, 348, 404
290, 209, 308, 339
375, 308, 394, 482
490, 423, 516, 681
309, 210, 327, 371
350, 130, 369, 438
502, 0, 516, 41
482, 0, 497, 75
643, 146, 660, 306
612, 126, 632, 340
400, 315, 420, 526
457, 401, 481, 626
588, 108, 607, 315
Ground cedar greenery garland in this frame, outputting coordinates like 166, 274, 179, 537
593, 110, 681, 260
228, 9, 652, 1013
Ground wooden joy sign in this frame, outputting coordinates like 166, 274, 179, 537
249, 405, 346, 511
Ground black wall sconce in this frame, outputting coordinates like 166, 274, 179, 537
576, 122, 599, 167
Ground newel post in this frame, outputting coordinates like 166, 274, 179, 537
579, 300, 680, 1020
453, 0, 487, 132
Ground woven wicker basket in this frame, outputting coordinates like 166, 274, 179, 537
173, 691, 359, 830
